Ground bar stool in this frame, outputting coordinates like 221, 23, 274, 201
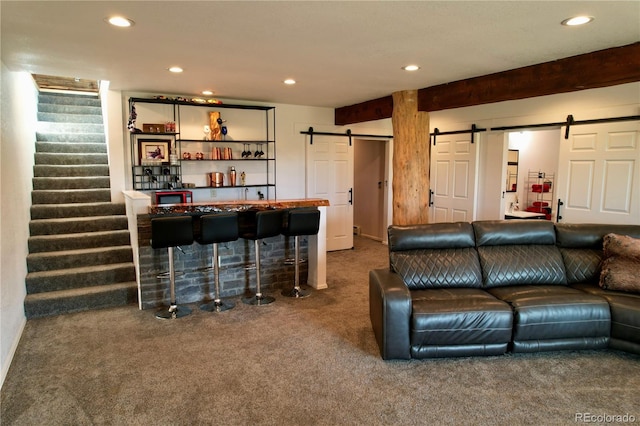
281, 209, 320, 298
241, 209, 283, 306
151, 216, 194, 319
196, 212, 238, 312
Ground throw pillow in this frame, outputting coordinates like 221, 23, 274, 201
603, 233, 640, 261
599, 233, 640, 293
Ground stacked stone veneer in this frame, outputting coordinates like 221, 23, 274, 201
137, 215, 308, 309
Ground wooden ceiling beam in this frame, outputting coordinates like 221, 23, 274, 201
334, 96, 393, 126
334, 43, 640, 125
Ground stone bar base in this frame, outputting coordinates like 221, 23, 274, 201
139, 233, 309, 309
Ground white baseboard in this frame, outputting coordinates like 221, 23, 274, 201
1, 316, 26, 390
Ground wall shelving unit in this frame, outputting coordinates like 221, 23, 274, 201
128, 97, 276, 199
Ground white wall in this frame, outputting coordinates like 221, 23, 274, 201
430, 83, 640, 220
1, 64, 37, 388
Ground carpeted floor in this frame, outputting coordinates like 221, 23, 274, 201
1, 236, 639, 425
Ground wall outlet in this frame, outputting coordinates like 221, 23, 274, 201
210, 188, 217, 198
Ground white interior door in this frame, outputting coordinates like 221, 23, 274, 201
557, 121, 639, 224
429, 133, 478, 223
306, 136, 354, 251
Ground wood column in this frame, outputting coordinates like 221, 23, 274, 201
391, 90, 430, 225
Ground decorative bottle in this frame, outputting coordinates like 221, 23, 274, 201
229, 166, 237, 187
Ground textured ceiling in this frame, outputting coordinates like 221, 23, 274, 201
2, 1, 639, 108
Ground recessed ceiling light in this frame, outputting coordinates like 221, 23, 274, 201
284, 79, 296, 85
202, 90, 214, 96
106, 16, 135, 27
168, 66, 183, 73
402, 65, 420, 71
561, 16, 594, 26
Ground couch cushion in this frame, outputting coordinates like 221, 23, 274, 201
572, 282, 640, 348
474, 220, 556, 247
473, 220, 566, 288
558, 248, 602, 284
410, 288, 513, 348
477, 245, 566, 288
487, 285, 611, 350
391, 247, 482, 289
388, 222, 476, 252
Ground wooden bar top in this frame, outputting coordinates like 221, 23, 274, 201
149, 198, 330, 215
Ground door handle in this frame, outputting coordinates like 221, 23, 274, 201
557, 198, 564, 222
429, 189, 434, 207
349, 188, 353, 205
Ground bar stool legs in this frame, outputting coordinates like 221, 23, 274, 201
200, 242, 235, 312
156, 246, 193, 319
151, 216, 194, 320
281, 209, 320, 299
241, 209, 282, 306
243, 239, 276, 305
281, 235, 310, 298
196, 213, 239, 313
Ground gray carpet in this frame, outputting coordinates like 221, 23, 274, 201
2, 236, 639, 425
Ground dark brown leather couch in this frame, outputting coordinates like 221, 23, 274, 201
369, 220, 640, 360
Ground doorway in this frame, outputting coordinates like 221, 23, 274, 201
354, 139, 388, 241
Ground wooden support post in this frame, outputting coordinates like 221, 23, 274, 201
391, 90, 430, 225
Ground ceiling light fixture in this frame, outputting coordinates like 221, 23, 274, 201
402, 65, 420, 71
106, 16, 135, 27
202, 90, 214, 96
168, 66, 183, 73
561, 16, 594, 26
284, 79, 296, 85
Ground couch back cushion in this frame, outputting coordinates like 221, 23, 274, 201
473, 220, 566, 287
555, 223, 640, 284
388, 222, 482, 289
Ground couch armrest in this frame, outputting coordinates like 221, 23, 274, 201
369, 269, 412, 360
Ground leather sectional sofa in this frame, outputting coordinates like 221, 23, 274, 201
369, 220, 640, 360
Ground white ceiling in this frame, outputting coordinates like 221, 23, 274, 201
2, 1, 639, 108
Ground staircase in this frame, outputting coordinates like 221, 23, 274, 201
24, 92, 137, 318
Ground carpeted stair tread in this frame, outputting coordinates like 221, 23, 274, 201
28, 230, 131, 253
35, 142, 107, 153
30, 215, 129, 235
38, 102, 102, 115
34, 164, 110, 177
26, 262, 136, 294
27, 245, 134, 272
24, 282, 138, 319
30, 202, 125, 219
36, 132, 105, 143
38, 112, 104, 124
38, 93, 101, 107
32, 188, 111, 204
35, 152, 109, 165
32, 176, 111, 190
37, 121, 104, 134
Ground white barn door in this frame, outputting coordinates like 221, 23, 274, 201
306, 136, 354, 251
557, 121, 639, 224
429, 133, 478, 223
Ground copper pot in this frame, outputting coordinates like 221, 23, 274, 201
209, 172, 224, 187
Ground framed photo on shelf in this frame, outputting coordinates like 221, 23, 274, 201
138, 139, 170, 165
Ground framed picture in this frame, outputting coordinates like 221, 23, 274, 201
138, 139, 170, 165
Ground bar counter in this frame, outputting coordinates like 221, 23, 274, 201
124, 192, 329, 309
150, 198, 330, 215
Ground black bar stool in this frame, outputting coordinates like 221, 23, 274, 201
281, 209, 320, 298
196, 212, 238, 312
241, 209, 283, 306
151, 216, 194, 319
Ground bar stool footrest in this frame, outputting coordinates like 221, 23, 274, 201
200, 300, 235, 312
281, 287, 311, 298
242, 294, 275, 306
155, 304, 192, 319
